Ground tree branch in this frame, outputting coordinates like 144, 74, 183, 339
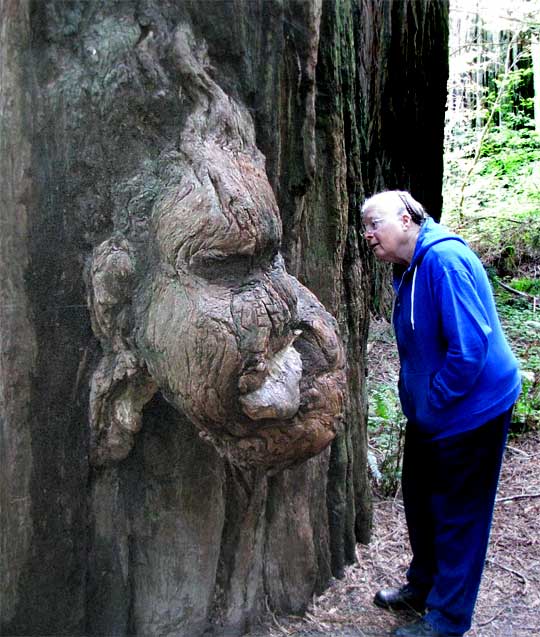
486, 558, 529, 591
496, 279, 539, 302
458, 32, 522, 220
496, 492, 540, 503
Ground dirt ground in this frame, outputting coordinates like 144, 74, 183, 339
246, 321, 540, 637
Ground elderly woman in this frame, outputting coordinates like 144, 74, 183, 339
361, 191, 521, 637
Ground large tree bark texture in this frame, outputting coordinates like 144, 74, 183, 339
0, 2, 448, 636
0, 0, 38, 629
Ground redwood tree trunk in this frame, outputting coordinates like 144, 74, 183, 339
0, 1, 448, 636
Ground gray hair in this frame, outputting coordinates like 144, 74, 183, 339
361, 190, 429, 226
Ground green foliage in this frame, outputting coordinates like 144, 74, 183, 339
513, 374, 540, 433
495, 291, 540, 433
479, 128, 540, 178
443, 123, 540, 272
367, 383, 405, 497
443, 15, 540, 273
509, 277, 540, 296
485, 64, 535, 130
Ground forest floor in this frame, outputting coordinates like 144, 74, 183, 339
247, 320, 540, 637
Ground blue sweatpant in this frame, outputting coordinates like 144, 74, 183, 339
402, 409, 512, 635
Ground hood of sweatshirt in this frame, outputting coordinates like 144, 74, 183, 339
393, 218, 468, 331
410, 217, 467, 268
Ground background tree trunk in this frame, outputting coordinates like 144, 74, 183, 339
0, 1, 448, 636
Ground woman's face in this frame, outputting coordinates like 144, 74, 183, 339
362, 204, 410, 265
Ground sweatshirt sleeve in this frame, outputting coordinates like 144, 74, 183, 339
429, 267, 492, 409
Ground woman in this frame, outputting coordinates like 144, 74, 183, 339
361, 191, 521, 637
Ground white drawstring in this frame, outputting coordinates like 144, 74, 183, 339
393, 266, 417, 331
410, 266, 417, 331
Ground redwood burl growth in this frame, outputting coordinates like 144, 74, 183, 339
88, 25, 345, 472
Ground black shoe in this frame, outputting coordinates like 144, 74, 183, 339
393, 618, 462, 636
373, 584, 426, 613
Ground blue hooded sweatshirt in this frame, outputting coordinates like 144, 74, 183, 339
393, 218, 521, 438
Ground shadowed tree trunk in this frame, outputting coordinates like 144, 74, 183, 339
0, 1, 448, 636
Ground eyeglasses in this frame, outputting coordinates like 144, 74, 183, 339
361, 218, 385, 235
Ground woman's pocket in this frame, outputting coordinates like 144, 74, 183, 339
402, 371, 443, 433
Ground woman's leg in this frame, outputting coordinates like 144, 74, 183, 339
402, 424, 436, 597
423, 408, 512, 635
